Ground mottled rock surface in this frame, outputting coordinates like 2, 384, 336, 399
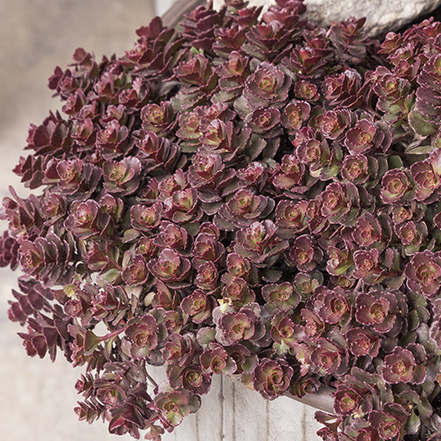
214, 0, 441, 36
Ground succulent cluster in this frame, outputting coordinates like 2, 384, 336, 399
5, 0, 441, 439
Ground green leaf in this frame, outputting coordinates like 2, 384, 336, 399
261, 269, 282, 283
233, 95, 252, 119
405, 142, 433, 155
388, 155, 403, 169
196, 328, 216, 346
407, 310, 420, 331
201, 201, 224, 216
84, 330, 101, 355
167, 411, 183, 426
245, 135, 267, 161
104, 335, 117, 361
405, 410, 421, 435
417, 396, 433, 419
408, 109, 437, 136
122, 228, 140, 243
181, 221, 200, 236
213, 214, 236, 232
125, 285, 143, 298
180, 141, 199, 153
100, 268, 121, 284
211, 90, 236, 104
122, 249, 133, 268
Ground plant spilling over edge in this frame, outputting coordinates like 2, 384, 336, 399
4, 0, 441, 439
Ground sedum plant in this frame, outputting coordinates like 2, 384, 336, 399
5, 0, 441, 439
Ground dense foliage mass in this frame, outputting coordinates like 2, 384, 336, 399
5, 0, 441, 439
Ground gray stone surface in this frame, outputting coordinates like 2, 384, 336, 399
306, 0, 441, 36
214, 0, 441, 36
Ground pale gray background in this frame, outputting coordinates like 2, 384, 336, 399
0, 2, 158, 440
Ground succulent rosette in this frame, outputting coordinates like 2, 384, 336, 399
404, 250, 441, 298
286, 234, 323, 272
237, 61, 291, 112
0, 230, 19, 269
320, 181, 360, 225
262, 282, 300, 312
353, 248, 381, 281
352, 213, 383, 248
140, 101, 175, 136
369, 403, 409, 441
130, 202, 163, 231
64, 200, 113, 239
355, 291, 397, 334
147, 248, 191, 286
215, 189, 275, 230
96, 119, 131, 158
345, 328, 380, 358
162, 332, 196, 366
136, 131, 183, 173
8, 1, 441, 441
275, 199, 309, 237
215, 304, 265, 346
310, 338, 343, 376
221, 276, 256, 308
320, 109, 351, 141
245, 107, 282, 137
168, 364, 212, 395
395, 220, 427, 254
271, 154, 306, 192
153, 388, 201, 428
281, 100, 310, 133
122, 254, 149, 286
340, 153, 378, 185
333, 384, 364, 417
102, 157, 141, 196
410, 159, 440, 202
234, 219, 289, 266
214, 51, 250, 102
154, 221, 188, 252
381, 346, 426, 385
314, 286, 351, 326
323, 68, 363, 108
191, 232, 225, 268
225, 343, 258, 376
124, 314, 166, 360
194, 261, 219, 292
187, 152, 228, 191
163, 187, 203, 224
380, 169, 414, 204
253, 358, 293, 400
344, 119, 386, 154
200, 342, 237, 375
270, 312, 303, 350
180, 289, 213, 324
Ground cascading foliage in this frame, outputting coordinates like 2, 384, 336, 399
4, 0, 441, 439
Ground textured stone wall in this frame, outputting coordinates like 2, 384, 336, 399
213, 0, 441, 36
